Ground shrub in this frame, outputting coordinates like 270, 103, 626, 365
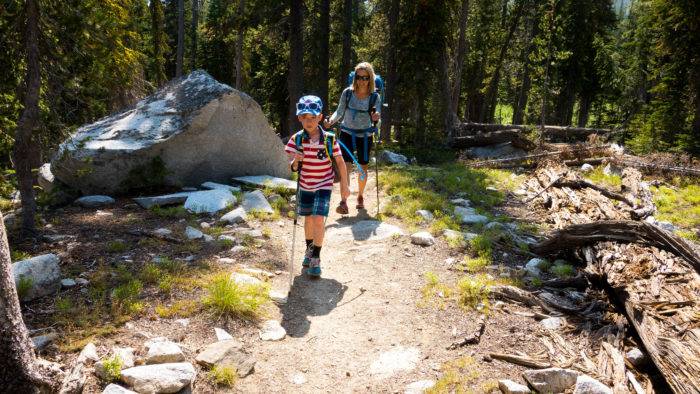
208, 364, 238, 387
202, 273, 269, 319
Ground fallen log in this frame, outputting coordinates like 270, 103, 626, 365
451, 129, 536, 150
489, 353, 551, 369
613, 157, 700, 178
455, 122, 612, 142
530, 220, 700, 274
552, 179, 634, 207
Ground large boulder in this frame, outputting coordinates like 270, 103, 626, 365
51, 70, 290, 194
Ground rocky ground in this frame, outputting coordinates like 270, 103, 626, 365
9, 162, 686, 393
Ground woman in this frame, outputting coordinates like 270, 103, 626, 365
324, 62, 381, 214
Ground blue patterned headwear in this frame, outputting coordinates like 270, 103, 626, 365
296, 95, 323, 116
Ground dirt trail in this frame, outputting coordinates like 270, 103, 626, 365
238, 173, 457, 392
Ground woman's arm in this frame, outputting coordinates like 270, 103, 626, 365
327, 88, 350, 125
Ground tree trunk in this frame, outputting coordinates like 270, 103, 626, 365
151, 0, 166, 86
340, 0, 352, 94
481, 0, 526, 123
577, 94, 591, 127
441, 48, 457, 139
540, 0, 557, 129
0, 210, 59, 390
380, 0, 400, 143
13, 0, 42, 238
451, 0, 470, 112
176, 0, 184, 77
319, 0, 330, 116
190, 0, 198, 71
235, 0, 245, 90
286, 0, 304, 137
512, 9, 536, 125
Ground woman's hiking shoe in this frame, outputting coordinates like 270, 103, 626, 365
336, 200, 349, 215
302, 245, 313, 267
356, 195, 365, 210
307, 258, 321, 278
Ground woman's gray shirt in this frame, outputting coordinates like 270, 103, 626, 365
328, 88, 381, 137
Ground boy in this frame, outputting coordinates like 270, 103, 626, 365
285, 95, 350, 277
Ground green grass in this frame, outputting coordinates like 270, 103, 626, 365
140, 263, 162, 284
462, 256, 490, 273
150, 205, 192, 219
420, 272, 453, 308
652, 184, 700, 230
427, 356, 480, 394
456, 274, 493, 311
202, 273, 269, 319
11, 249, 31, 262
550, 264, 576, 278
100, 355, 123, 382
106, 240, 128, 253
208, 364, 238, 387
155, 300, 199, 318
111, 280, 143, 316
585, 165, 622, 188
16, 276, 33, 300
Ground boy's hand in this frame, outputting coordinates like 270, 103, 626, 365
294, 152, 303, 162
371, 112, 380, 122
340, 183, 350, 200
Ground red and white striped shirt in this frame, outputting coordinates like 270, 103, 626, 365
285, 130, 342, 192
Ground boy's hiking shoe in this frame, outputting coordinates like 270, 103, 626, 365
302, 245, 313, 267
307, 258, 321, 278
356, 195, 365, 210
336, 200, 349, 215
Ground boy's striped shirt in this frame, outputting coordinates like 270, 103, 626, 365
285, 130, 341, 192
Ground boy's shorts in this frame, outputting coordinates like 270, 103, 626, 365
298, 189, 332, 217
340, 132, 373, 165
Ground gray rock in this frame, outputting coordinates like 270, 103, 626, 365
220, 206, 247, 224
195, 339, 255, 377
120, 362, 196, 394
185, 226, 204, 240
200, 221, 211, 229
454, 206, 489, 224
76, 278, 89, 286
231, 272, 263, 286
12, 254, 61, 301
369, 347, 420, 378
102, 384, 137, 394
523, 367, 581, 393
580, 163, 594, 172
404, 380, 436, 394
540, 317, 566, 330
326, 220, 404, 243
259, 320, 286, 341
214, 328, 233, 341
603, 163, 621, 176
133, 192, 194, 209
269, 290, 288, 305
626, 348, 646, 368
378, 150, 409, 166
145, 340, 185, 364
61, 278, 77, 288
153, 228, 172, 236
443, 229, 463, 241
466, 142, 526, 159
201, 181, 241, 193
75, 195, 115, 208
241, 190, 274, 214
218, 234, 237, 244
113, 347, 136, 369
498, 379, 531, 394
31, 332, 58, 351
573, 375, 612, 394
202, 234, 214, 242
485, 221, 505, 230
240, 267, 275, 278
415, 210, 434, 222
411, 231, 435, 246
77, 342, 100, 364
38, 163, 56, 192
450, 198, 471, 207
218, 257, 236, 265
52, 71, 290, 195
525, 258, 545, 278
232, 175, 296, 192
184, 189, 236, 214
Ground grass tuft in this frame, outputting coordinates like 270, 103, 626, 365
202, 273, 269, 319
16, 276, 33, 300
100, 355, 123, 382
428, 356, 480, 393
550, 264, 576, 278
585, 165, 622, 188
208, 364, 238, 387
155, 300, 199, 319
111, 280, 143, 316
456, 274, 493, 311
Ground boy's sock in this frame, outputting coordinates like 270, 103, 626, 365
305, 239, 313, 249
312, 245, 322, 258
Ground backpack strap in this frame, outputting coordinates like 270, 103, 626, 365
368, 91, 379, 114
343, 89, 353, 118
294, 131, 304, 153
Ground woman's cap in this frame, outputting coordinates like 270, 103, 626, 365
296, 95, 323, 116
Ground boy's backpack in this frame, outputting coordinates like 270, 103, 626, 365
344, 71, 384, 119
294, 128, 341, 183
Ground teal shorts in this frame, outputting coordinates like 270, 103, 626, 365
298, 189, 332, 217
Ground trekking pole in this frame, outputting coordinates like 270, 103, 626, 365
289, 162, 302, 295
371, 108, 380, 217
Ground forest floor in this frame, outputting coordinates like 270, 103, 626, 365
9, 160, 700, 393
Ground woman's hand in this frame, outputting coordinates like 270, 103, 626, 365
371, 112, 380, 122
323, 119, 333, 129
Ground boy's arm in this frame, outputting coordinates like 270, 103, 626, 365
335, 155, 350, 200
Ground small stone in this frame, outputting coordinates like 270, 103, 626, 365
218, 257, 236, 265
525, 258, 545, 277
626, 348, 646, 368
61, 278, 77, 288
523, 367, 580, 393
580, 163, 594, 172
259, 320, 286, 341
184, 189, 236, 214
112, 347, 135, 368
185, 226, 204, 240
102, 384, 137, 394
195, 339, 255, 377
76, 278, 89, 286
405, 380, 436, 393
203, 234, 214, 242
540, 317, 566, 330
200, 222, 211, 229
145, 340, 185, 364
498, 379, 530, 394
215, 328, 234, 341
78, 342, 100, 364
574, 375, 612, 394
450, 198, 471, 207
240, 267, 275, 278
174, 319, 189, 327
218, 234, 237, 244
220, 207, 247, 224
269, 290, 288, 305
231, 272, 262, 286
75, 195, 115, 208
410, 231, 435, 246
31, 332, 58, 351
415, 210, 434, 222
120, 363, 196, 394
153, 228, 172, 236
230, 245, 246, 254
291, 372, 307, 385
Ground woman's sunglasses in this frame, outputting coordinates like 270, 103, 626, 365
355, 75, 371, 81
296, 102, 321, 111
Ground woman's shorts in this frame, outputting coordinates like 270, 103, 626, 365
340, 131, 373, 165
298, 189, 332, 217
